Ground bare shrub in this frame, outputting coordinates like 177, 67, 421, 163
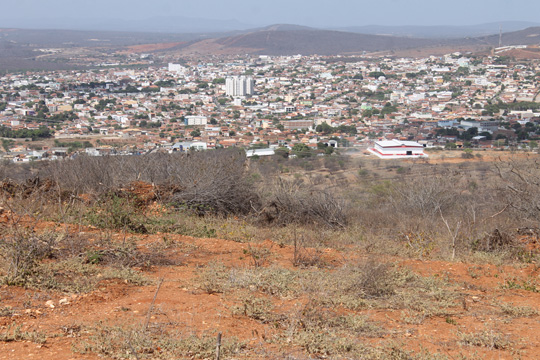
473, 228, 515, 252
390, 173, 459, 219
167, 149, 259, 215
495, 156, 540, 227
40, 149, 259, 216
0, 229, 59, 285
261, 178, 348, 228
339, 260, 397, 299
292, 230, 327, 268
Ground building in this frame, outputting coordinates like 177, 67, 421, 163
172, 141, 208, 152
460, 120, 498, 133
226, 76, 254, 96
282, 120, 314, 130
368, 140, 427, 159
184, 116, 208, 126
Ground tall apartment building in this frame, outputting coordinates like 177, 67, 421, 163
225, 76, 254, 96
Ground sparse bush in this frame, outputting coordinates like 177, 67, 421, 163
231, 292, 277, 323
261, 178, 348, 228
0, 324, 47, 344
498, 302, 539, 317
76, 324, 246, 359
458, 329, 512, 350
197, 261, 231, 294
85, 193, 147, 233
0, 230, 59, 285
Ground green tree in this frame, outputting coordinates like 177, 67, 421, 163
292, 143, 312, 158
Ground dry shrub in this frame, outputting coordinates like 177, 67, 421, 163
495, 156, 540, 227
390, 173, 459, 219
40, 149, 259, 216
261, 178, 348, 228
291, 230, 327, 268
339, 260, 398, 299
167, 149, 259, 215
474, 228, 515, 252
280, 302, 384, 357
75, 323, 246, 359
0, 229, 59, 285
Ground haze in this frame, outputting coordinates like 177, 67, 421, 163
1, 0, 540, 30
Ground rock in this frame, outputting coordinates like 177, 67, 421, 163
45, 300, 55, 308
59, 298, 70, 305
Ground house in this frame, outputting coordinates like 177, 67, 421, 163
172, 141, 208, 152
246, 148, 275, 157
368, 140, 428, 159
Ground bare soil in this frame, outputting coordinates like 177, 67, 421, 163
1, 220, 539, 359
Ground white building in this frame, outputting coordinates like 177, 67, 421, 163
368, 140, 427, 159
226, 76, 254, 96
172, 141, 208, 152
184, 116, 208, 126
168, 63, 187, 74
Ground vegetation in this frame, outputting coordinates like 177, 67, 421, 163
0, 125, 53, 139
0, 151, 539, 359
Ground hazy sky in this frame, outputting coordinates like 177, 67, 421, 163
2, 0, 540, 27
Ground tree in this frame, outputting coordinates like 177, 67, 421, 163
190, 129, 201, 137
292, 143, 312, 158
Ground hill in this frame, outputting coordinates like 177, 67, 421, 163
335, 21, 540, 39
1, 152, 540, 359
185, 28, 440, 55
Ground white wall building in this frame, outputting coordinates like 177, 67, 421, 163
226, 76, 254, 96
368, 140, 427, 159
184, 116, 208, 126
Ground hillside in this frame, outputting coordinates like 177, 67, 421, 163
207, 29, 440, 55
1, 152, 540, 359
335, 21, 540, 39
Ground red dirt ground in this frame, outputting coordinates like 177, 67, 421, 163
1, 209, 539, 359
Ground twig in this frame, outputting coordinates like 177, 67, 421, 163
489, 204, 510, 218
215, 332, 222, 360
143, 278, 164, 331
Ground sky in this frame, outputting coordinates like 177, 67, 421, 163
1, 0, 540, 28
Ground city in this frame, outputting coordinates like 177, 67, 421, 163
2, 51, 540, 162
2, 1, 540, 358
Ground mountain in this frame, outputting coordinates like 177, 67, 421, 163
334, 21, 540, 39
192, 27, 441, 55
484, 26, 540, 46
0, 16, 253, 34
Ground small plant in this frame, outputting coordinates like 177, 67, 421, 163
75, 323, 246, 359
292, 231, 326, 268
244, 244, 272, 268
501, 277, 539, 292
498, 302, 539, 317
0, 230, 59, 286
458, 329, 512, 350
85, 194, 147, 233
197, 261, 230, 294
231, 293, 277, 323
0, 324, 47, 344
0, 306, 13, 317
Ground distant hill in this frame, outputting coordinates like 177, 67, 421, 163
0, 16, 253, 34
0, 28, 210, 48
334, 21, 540, 39
483, 26, 540, 46
2, 23, 540, 71
205, 28, 440, 55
